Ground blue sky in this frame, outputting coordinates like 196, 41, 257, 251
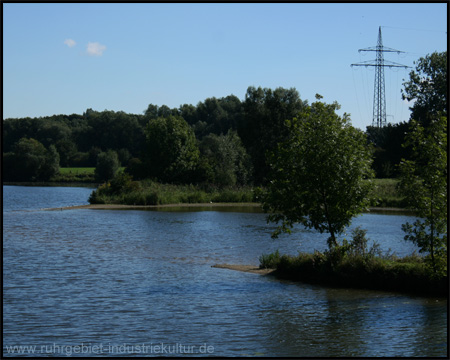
3, 3, 447, 129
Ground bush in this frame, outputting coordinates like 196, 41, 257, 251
95, 150, 120, 182
259, 250, 281, 269
268, 247, 446, 296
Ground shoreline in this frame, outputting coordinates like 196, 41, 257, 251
211, 264, 276, 275
212, 263, 447, 298
42, 203, 415, 214
42, 202, 262, 211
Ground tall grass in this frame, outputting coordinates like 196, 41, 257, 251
369, 178, 406, 208
59, 167, 96, 175
89, 176, 405, 208
89, 179, 256, 205
259, 227, 447, 296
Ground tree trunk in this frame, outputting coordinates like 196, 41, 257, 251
323, 192, 338, 248
430, 189, 436, 274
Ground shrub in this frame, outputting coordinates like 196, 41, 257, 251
259, 250, 281, 269
95, 150, 120, 182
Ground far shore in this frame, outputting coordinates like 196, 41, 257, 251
42, 203, 415, 214
42, 202, 262, 211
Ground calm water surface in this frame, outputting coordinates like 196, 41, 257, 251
3, 186, 447, 357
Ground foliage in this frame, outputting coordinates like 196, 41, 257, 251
366, 122, 411, 178
402, 51, 447, 127
267, 245, 446, 296
199, 130, 252, 186
125, 157, 146, 180
88, 180, 255, 206
398, 117, 447, 275
95, 150, 120, 182
3, 137, 60, 181
259, 250, 281, 269
40, 145, 60, 180
259, 97, 375, 247
4, 84, 426, 188
52, 167, 96, 183
239, 86, 308, 184
369, 178, 406, 208
143, 115, 200, 183
2, 111, 146, 167
59, 167, 95, 175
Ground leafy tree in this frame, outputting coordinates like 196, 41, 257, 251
125, 157, 146, 180
3, 137, 59, 181
259, 96, 375, 247
398, 116, 447, 275
55, 138, 78, 167
239, 86, 307, 184
195, 97, 227, 138
37, 121, 72, 149
117, 148, 131, 166
179, 103, 198, 125
143, 115, 200, 183
402, 51, 447, 127
95, 150, 120, 182
366, 122, 411, 178
40, 145, 60, 180
144, 104, 178, 119
199, 130, 252, 186
88, 146, 102, 167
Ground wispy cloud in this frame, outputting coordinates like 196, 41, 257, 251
86, 42, 106, 56
64, 39, 76, 48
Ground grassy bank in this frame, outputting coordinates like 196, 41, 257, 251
50, 167, 96, 183
370, 178, 406, 208
259, 230, 447, 297
88, 175, 404, 208
88, 177, 256, 205
6, 172, 405, 209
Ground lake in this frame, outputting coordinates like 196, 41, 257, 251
3, 185, 447, 357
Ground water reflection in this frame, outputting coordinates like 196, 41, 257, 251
257, 281, 447, 357
2, 186, 447, 357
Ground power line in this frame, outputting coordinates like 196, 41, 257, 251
381, 25, 447, 34
351, 26, 410, 128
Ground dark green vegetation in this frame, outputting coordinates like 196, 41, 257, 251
260, 228, 447, 297
399, 117, 447, 275
53, 167, 95, 183
87, 176, 402, 208
88, 172, 255, 205
3, 52, 446, 186
256, 52, 447, 294
2, 52, 446, 295
258, 95, 375, 245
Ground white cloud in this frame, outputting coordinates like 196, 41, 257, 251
86, 42, 106, 56
64, 39, 76, 48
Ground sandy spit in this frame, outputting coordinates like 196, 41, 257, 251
211, 264, 276, 275
42, 203, 262, 211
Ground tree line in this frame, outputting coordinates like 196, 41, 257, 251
2, 51, 446, 185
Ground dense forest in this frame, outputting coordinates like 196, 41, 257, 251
2, 51, 447, 185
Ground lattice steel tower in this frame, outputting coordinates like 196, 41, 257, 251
351, 27, 409, 127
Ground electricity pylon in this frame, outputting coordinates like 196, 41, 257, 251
351, 26, 409, 127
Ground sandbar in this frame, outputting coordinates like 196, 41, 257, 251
211, 263, 276, 275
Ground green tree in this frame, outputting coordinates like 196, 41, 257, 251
199, 130, 252, 186
398, 116, 447, 275
3, 137, 59, 181
259, 96, 375, 247
402, 51, 447, 127
40, 145, 60, 180
239, 86, 307, 184
143, 115, 200, 183
366, 122, 411, 178
95, 150, 120, 182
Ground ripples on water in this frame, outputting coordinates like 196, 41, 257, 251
3, 186, 447, 357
